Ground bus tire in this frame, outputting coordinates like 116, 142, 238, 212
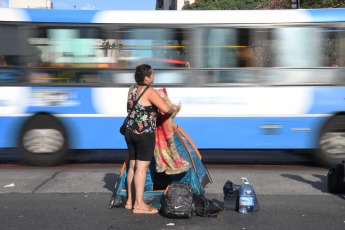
18, 113, 69, 166
315, 115, 345, 168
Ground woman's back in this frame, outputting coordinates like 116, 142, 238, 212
126, 85, 157, 134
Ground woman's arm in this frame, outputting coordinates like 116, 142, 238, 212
147, 88, 178, 114
127, 85, 135, 97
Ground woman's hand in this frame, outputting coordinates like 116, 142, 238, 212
170, 104, 180, 113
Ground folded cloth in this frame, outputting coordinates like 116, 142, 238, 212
154, 88, 191, 175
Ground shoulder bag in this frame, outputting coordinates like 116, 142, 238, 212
120, 86, 149, 135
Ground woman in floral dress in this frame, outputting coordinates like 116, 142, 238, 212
124, 64, 179, 214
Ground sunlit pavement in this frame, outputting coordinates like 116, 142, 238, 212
1, 164, 344, 230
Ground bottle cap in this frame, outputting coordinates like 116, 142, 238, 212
241, 177, 250, 184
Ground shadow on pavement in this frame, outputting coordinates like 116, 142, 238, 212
1, 149, 314, 165
103, 173, 119, 193
281, 173, 345, 200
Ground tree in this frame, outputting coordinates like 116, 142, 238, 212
301, 0, 345, 8
182, 0, 260, 10
183, 0, 345, 10
255, 0, 345, 9
255, 0, 291, 9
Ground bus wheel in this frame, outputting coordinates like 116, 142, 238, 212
316, 115, 345, 168
18, 113, 69, 166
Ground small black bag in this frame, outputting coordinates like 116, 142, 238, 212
162, 181, 195, 219
193, 194, 223, 217
223, 180, 240, 211
119, 117, 128, 135
120, 86, 149, 135
327, 160, 345, 194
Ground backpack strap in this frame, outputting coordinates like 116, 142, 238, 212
164, 184, 171, 197
134, 86, 149, 107
126, 86, 149, 117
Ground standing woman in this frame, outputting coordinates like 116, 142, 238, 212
124, 64, 179, 214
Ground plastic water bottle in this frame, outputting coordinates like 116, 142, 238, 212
238, 177, 254, 214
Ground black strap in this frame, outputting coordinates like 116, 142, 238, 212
126, 86, 149, 117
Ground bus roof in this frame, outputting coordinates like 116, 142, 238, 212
1, 8, 345, 24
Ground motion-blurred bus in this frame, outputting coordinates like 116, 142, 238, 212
1, 8, 345, 166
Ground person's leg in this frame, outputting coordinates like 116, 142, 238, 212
133, 159, 151, 209
125, 130, 136, 209
126, 159, 136, 209
132, 132, 157, 213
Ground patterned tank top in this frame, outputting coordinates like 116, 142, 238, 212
126, 85, 157, 134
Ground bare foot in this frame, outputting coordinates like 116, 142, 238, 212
133, 202, 158, 214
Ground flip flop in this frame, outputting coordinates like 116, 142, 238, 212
125, 201, 133, 210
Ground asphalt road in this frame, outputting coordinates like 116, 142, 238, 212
0, 148, 314, 165
1, 163, 344, 230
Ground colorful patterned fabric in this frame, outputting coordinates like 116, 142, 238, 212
154, 88, 191, 175
126, 85, 157, 134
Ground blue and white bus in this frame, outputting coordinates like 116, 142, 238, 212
1, 8, 345, 166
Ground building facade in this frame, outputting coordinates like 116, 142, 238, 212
156, 0, 197, 10
9, 0, 52, 9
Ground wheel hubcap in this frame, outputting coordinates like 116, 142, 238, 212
23, 129, 64, 154
320, 132, 345, 157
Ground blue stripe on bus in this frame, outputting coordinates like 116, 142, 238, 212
25, 9, 98, 23
308, 87, 345, 114
174, 117, 323, 149
62, 116, 325, 149
306, 8, 345, 22
3, 86, 342, 150
0, 116, 27, 148
0, 115, 326, 149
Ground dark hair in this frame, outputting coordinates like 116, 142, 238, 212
134, 64, 152, 85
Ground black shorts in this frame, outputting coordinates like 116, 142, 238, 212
125, 130, 155, 161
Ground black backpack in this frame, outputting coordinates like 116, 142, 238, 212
162, 181, 195, 219
327, 161, 345, 194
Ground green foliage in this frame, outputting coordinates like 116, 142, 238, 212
182, 0, 260, 10
255, 0, 291, 9
301, 0, 345, 9
182, 0, 345, 10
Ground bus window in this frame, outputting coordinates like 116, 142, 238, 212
339, 29, 345, 67
197, 28, 238, 68
47, 28, 101, 64
273, 27, 322, 67
0, 25, 29, 58
28, 27, 104, 66
251, 29, 273, 68
263, 27, 340, 85
195, 28, 257, 83
104, 28, 188, 68
27, 27, 110, 83
318, 28, 338, 67
0, 25, 28, 82
105, 27, 190, 84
